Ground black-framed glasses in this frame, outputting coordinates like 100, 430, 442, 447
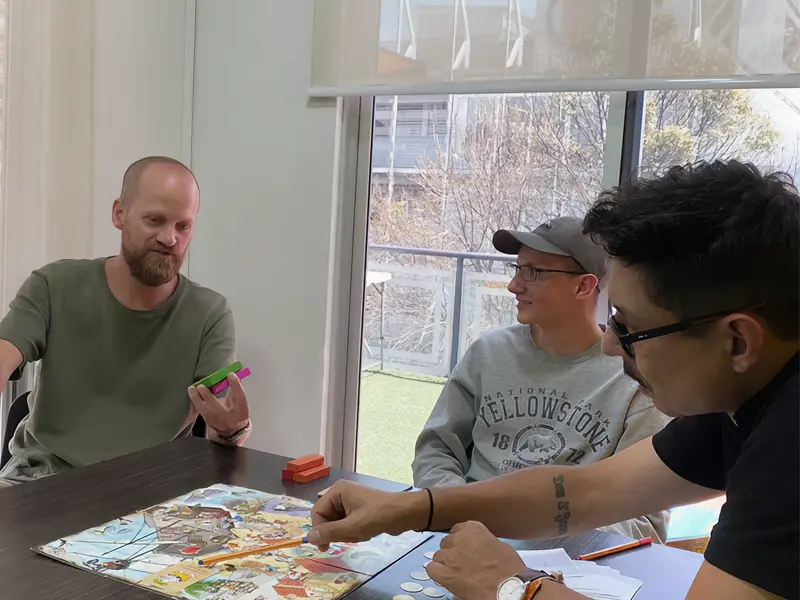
506, 263, 586, 283
608, 304, 764, 358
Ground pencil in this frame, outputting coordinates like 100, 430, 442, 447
576, 537, 652, 561
197, 536, 308, 566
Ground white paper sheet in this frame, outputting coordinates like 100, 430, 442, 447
518, 548, 582, 576
517, 549, 643, 600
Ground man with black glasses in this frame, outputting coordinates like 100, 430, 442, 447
309, 160, 799, 600
413, 216, 669, 542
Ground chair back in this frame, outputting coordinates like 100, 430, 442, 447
192, 415, 207, 439
1, 391, 31, 470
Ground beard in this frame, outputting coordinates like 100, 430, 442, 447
122, 243, 184, 287
622, 355, 653, 395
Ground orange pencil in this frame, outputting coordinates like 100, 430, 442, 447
576, 537, 652, 561
197, 536, 308, 566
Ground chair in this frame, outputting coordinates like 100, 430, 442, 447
192, 415, 207, 438
1, 391, 30, 471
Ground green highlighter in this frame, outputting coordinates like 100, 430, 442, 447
192, 361, 243, 390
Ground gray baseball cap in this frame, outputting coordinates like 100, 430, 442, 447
492, 217, 608, 282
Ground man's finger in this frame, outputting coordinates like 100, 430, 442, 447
197, 385, 227, 410
225, 373, 249, 417
227, 372, 245, 396
431, 548, 455, 566
187, 386, 208, 409
188, 386, 224, 420
449, 522, 469, 534
307, 518, 363, 548
311, 484, 346, 527
439, 534, 456, 549
425, 560, 451, 588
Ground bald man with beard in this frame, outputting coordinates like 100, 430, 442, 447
0, 156, 251, 487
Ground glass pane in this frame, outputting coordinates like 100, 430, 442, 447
356, 92, 611, 484
636, 88, 800, 541
641, 89, 800, 179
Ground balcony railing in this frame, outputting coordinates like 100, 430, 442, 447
363, 245, 515, 377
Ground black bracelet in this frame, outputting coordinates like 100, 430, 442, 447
423, 488, 434, 531
218, 421, 251, 443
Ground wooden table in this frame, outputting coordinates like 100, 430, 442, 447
0, 437, 702, 599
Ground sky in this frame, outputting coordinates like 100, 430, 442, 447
752, 88, 800, 175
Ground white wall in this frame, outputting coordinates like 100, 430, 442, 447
46, 0, 94, 263
92, 0, 194, 257
1, 0, 194, 309
190, 0, 340, 457
3, 0, 341, 458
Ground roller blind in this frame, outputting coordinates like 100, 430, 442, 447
310, 0, 800, 96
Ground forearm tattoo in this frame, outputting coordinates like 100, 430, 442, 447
553, 474, 571, 535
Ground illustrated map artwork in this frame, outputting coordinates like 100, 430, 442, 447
35, 484, 429, 600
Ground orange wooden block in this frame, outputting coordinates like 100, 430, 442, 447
293, 465, 331, 483
286, 454, 324, 473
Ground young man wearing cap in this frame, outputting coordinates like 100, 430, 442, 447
412, 216, 671, 542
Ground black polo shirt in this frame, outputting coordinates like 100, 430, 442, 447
652, 354, 799, 600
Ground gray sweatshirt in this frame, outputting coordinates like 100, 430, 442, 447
412, 324, 672, 542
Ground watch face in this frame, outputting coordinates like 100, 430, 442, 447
497, 578, 525, 600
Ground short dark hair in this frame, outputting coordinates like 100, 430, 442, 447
583, 160, 799, 340
120, 156, 197, 204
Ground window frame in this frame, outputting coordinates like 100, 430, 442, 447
329, 91, 646, 472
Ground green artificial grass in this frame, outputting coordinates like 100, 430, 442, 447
356, 370, 445, 485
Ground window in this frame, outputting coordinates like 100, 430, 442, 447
641, 88, 800, 180
352, 86, 800, 493
635, 86, 800, 540
356, 92, 615, 484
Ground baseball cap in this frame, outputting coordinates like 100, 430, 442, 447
492, 216, 608, 283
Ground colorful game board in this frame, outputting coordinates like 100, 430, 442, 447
35, 484, 429, 600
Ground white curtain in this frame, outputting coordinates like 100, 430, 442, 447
310, 0, 800, 96
1, 0, 95, 315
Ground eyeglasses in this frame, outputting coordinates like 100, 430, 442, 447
506, 263, 586, 283
608, 304, 764, 358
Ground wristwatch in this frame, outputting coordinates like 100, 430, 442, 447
497, 569, 562, 600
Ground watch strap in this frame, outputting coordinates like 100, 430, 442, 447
517, 569, 550, 583
522, 569, 563, 600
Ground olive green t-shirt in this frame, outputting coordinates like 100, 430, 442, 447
0, 258, 234, 482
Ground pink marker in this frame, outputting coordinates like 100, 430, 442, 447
210, 367, 251, 395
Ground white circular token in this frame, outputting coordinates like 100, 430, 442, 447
424, 551, 435, 560
401, 582, 424, 593
411, 571, 431, 581
423, 587, 446, 598
394, 596, 416, 600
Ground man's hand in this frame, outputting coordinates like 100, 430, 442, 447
187, 372, 250, 439
427, 522, 525, 600
307, 481, 429, 550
